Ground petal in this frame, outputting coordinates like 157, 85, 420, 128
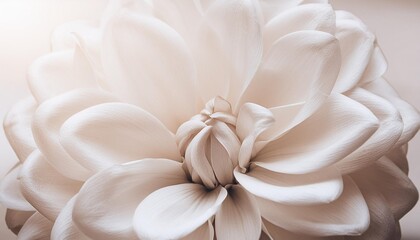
215, 185, 261, 240
32, 89, 117, 180
51, 196, 90, 240
60, 102, 181, 172
359, 45, 387, 84
102, 11, 196, 132
182, 221, 214, 240
364, 78, 420, 147
235, 166, 343, 205
348, 181, 400, 240
336, 88, 403, 174
17, 212, 53, 240
27, 49, 98, 102
73, 159, 188, 240
258, 176, 370, 236
254, 93, 379, 174
386, 145, 409, 175
20, 151, 82, 221
194, 0, 263, 104
0, 164, 34, 211
3, 97, 37, 162
332, 13, 375, 93
5, 209, 34, 235
351, 157, 418, 220
236, 103, 274, 169
133, 184, 227, 240
264, 4, 335, 51
51, 20, 96, 51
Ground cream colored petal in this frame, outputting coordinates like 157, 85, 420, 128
51, 196, 90, 240
257, 176, 369, 236
236, 103, 274, 169
386, 145, 409, 175
5, 209, 34, 235
133, 184, 227, 240
51, 20, 97, 51
28, 48, 98, 102
336, 88, 403, 174
194, 0, 263, 105
351, 157, 418, 220
348, 180, 400, 240
264, 4, 335, 51
100, 0, 152, 28
333, 13, 375, 93
102, 12, 196, 132
359, 45, 387, 85
0, 164, 34, 211
60, 102, 181, 172
364, 78, 420, 147
215, 185, 261, 240
182, 221, 214, 240
73, 159, 188, 240
255, 93, 378, 174
3, 97, 37, 162
235, 166, 343, 205
32, 89, 117, 180
20, 151, 83, 221
17, 212, 53, 240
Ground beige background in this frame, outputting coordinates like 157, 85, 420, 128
0, 0, 418, 239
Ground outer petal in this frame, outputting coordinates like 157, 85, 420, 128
27, 48, 98, 102
182, 221, 214, 240
51, 196, 90, 240
336, 88, 403, 174
17, 212, 53, 240
234, 166, 343, 205
20, 151, 83, 221
32, 89, 117, 180
5, 209, 34, 235
102, 11, 196, 132
257, 176, 370, 236
194, 0, 263, 104
215, 185, 261, 240
73, 159, 188, 240
60, 102, 181, 172
133, 184, 227, 240
3, 97, 37, 162
364, 78, 420, 147
351, 157, 418, 220
254, 93, 378, 174
332, 12, 375, 93
0, 164, 34, 211
264, 4, 335, 51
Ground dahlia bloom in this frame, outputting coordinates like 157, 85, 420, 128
1, 0, 419, 239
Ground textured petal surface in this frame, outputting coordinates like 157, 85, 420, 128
17, 212, 53, 240
254, 93, 378, 174
258, 176, 369, 236
60, 102, 181, 172
5, 209, 34, 235
74, 159, 188, 240
20, 151, 82, 221
215, 185, 261, 240
3, 97, 37, 162
0, 164, 34, 211
32, 89, 117, 180
182, 221, 214, 240
235, 166, 343, 205
134, 184, 227, 240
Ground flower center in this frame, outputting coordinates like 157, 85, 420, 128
176, 97, 241, 189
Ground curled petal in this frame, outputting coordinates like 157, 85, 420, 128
215, 185, 261, 240
3, 97, 37, 162
255, 93, 378, 174
235, 166, 343, 205
74, 159, 188, 240
133, 184, 227, 240
20, 151, 82, 221
60, 102, 181, 172
17, 212, 53, 240
5, 209, 34, 235
0, 164, 34, 211
257, 176, 370, 236
32, 89, 117, 180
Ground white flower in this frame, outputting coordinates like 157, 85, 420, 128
1, 0, 419, 239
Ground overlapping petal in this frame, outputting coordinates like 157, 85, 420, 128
60, 102, 181, 172
17, 212, 53, 240
0, 165, 34, 211
5, 209, 34, 235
